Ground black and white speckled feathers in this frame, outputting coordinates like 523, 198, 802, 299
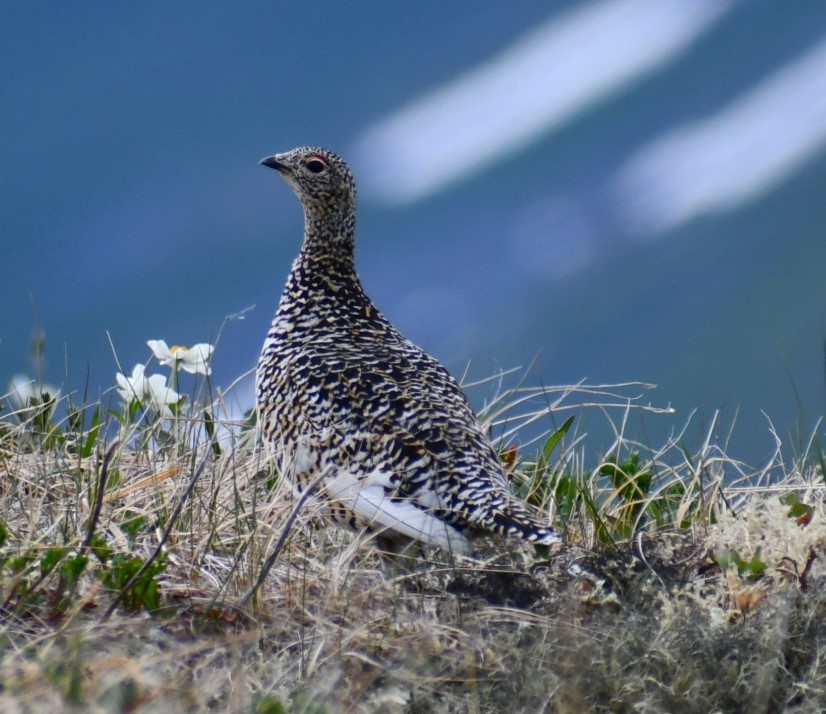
256, 146, 559, 554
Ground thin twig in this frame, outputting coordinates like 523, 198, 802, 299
102, 440, 214, 621
236, 470, 327, 608
81, 441, 118, 552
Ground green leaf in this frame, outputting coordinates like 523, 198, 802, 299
106, 468, 123, 492
256, 696, 288, 714
89, 533, 112, 563
122, 515, 149, 546
743, 548, 766, 579
715, 549, 742, 571
781, 493, 814, 522
716, 548, 765, 580
550, 473, 581, 520
81, 404, 102, 458
67, 406, 84, 434
540, 415, 575, 467
41, 547, 67, 576
60, 554, 89, 588
100, 553, 167, 612
128, 399, 142, 423
10, 554, 35, 574
600, 453, 652, 505
203, 411, 222, 456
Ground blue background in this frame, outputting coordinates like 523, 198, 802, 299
3, 1, 826, 463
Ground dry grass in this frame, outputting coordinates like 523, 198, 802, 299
1, 380, 826, 713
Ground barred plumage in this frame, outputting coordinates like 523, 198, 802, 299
256, 146, 559, 554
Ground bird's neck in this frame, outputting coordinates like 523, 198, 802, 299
288, 205, 362, 297
299, 204, 356, 262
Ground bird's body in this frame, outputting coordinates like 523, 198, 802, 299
256, 147, 559, 554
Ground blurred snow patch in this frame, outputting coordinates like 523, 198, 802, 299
613, 37, 826, 237
353, 0, 730, 204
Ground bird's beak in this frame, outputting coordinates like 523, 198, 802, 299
259, 155, 287, 171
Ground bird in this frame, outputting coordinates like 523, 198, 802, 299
256, 146, 559, 555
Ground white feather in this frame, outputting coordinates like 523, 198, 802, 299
325, 468, 470, 554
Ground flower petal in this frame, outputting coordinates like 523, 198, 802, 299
146, 374, 181, 405
116, 364, 148, 402
177, 343, 214, 375
149, 339, 182, 370
147, 340, 171, 361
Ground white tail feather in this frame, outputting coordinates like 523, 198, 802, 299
325, 469, 470, 554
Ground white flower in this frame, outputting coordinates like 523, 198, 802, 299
6, 374, 60, 410
147, 339, 214, 375
116, 364, 181, 416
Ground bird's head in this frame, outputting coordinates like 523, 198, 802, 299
260, 146, 356, 216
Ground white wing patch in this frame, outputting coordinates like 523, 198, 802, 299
325, 468, 470, 554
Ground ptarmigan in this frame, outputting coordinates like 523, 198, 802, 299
256, 146, 559, 554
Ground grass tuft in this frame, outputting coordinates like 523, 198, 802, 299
0, 362, 825, 711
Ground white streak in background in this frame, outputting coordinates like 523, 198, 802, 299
352, 0, 730, 205
614, 37, 826, 237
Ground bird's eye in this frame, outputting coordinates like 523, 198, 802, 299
305, 157, 328, 174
